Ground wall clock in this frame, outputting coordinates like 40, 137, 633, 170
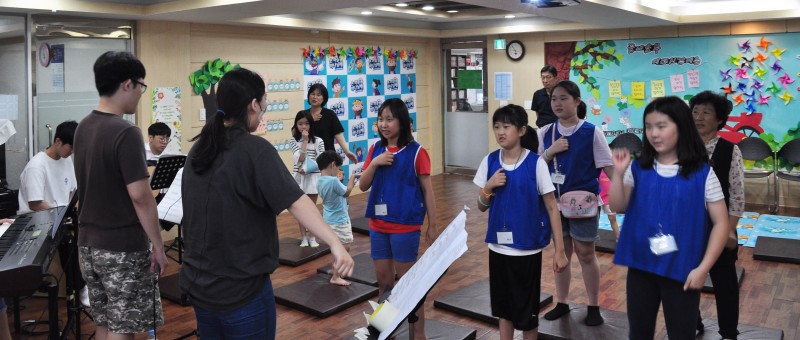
506, 40, 525, 61
38, 43, 51, 67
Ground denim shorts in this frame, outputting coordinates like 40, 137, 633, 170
561, 211, 600, 242
370, 230, 421, 263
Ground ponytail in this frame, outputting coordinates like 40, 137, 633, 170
521, 125, 539, 151
190, 68, 265, 174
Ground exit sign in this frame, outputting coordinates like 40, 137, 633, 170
494, 39, 506, 50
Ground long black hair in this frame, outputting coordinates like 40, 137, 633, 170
291, 110, 317, 142
377, 98, 415, 148
639, 96, 708, 177
190, 68, 265, 174
492, 104, 538, 151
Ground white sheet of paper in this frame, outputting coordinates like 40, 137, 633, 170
524, 100, 532, 109
0, 222, 11, 239
157, 168, 184, 224
378, 209, 469, 340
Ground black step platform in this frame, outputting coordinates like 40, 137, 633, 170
317, 253, 378, 286
278, 237, 331, 266
701, 266, 745, 293
351, 217, 370, 235
158, 272, 190, 306
664, 318, 784, 339
538, 304, 629, 340
433, 279, 553, 325
595, 229, 617, 253
389, 319, 477, 340
348, 319, 477, 340
753, 236, 800, 264
274, 273, 378, 318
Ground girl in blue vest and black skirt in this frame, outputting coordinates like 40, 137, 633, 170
359, 98, 438, 339
608, 96, 729, 339
474, 104, 568, 340
538, 80, 613, 326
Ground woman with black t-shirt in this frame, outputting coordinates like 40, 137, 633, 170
305, 84, 358, 163
181, 69, 353, 339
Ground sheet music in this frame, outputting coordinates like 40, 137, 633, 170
378, 209, 469, 340
51, 206, 68, 238
0, 222, 11, 239
157, 168, 183, 224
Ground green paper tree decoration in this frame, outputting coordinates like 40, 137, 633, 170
189, 58, 240, 95
570, 40, 624, 99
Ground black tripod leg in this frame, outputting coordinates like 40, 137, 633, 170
47, 282, 58, 340
12, 297, 20, 334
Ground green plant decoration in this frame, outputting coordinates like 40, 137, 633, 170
570, 40, 624, 99
189, 58, 240, 95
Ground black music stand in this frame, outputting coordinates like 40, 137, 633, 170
56, 196, 94, 340
363, 274, 443, 340
151, 155, 187, 263
150, 155, 186, 191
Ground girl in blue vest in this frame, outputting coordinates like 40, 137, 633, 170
608, 96, 729, 339
474, 104, 568, 340
538, 80, 613, 326
359, 98, 437, 339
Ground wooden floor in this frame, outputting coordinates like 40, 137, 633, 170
8, 173, 800, 339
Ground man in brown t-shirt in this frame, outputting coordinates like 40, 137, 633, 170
73, 51, 167, 339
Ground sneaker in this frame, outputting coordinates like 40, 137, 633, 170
300, 237, 309, 247
309, 238, 320, 248
79, 286, 91, 307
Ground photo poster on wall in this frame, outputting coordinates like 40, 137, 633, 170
549, 33, 800, 152
151, 87, 182, 154
50, 44, 65, 93
303, 46, 418, 183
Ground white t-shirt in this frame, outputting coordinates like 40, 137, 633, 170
623, 160, 724, 203
145, 143, 173, 162
18, 151, 77, 214
473, 149, 555, 256
536, 120, 613, 169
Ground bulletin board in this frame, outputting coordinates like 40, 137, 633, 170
301, 46, 418, 182
552, 33, 800, 156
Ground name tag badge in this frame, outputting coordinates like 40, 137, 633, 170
649, 234, 678, 256
375, 204, 388, 216
497, 231, 514, 244
551, 172, 566, 185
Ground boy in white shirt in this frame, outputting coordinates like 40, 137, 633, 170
18, 120, 77, 214
145, 122, 172, 164
18, 120, 88, 306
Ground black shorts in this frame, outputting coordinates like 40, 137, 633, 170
489, 250, 543, 331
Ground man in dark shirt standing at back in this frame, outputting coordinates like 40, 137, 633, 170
73, 51, 167, 340
531, 64, 559, 128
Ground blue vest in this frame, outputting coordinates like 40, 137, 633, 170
613, 160, 711, 282
542, 122, 600, 195
365, 141, 426, 225
484, 150, 552, 250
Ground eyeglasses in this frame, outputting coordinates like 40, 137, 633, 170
156, 136, 170, 143
541, 75, 554, 81
134, 80, 148, 94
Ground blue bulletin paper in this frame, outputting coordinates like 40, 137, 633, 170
565, 34, 800, 150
